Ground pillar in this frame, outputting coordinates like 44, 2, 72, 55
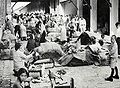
55, 0, 59, 15
0, 0, 6, 25
110, 0, 118, 35
6, 0, 11, 15
0, 0, 6, 40
90, 0, 97, 32
77, 0, 83, 17
0, 0, 11, 40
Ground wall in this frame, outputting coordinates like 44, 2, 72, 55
6, 0, 11, 15
90, 0, 97, 32
110, 0, 118, 35
0, 0, 6, 40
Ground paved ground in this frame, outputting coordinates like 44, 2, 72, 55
50, 63, 120, 88
1, 59, 120, 88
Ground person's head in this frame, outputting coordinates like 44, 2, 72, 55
98, 39, 104, 46
15, 42, 21, 51
111, 35, 116, 43
17, 68, 29, 83
115, 22, 120, 29
101, 34, 105, 39
29, 34, 33, 39
91, 36, 96, 44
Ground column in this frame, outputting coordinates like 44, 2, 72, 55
6, 0, 11, 15
50, 0, 55, 14
0, 0, 6, 25
55, 0, 59, 15
110, 0, 118, 35
77, 0, 83, 17
90, 0, 97, 32
0, 0, 6, 40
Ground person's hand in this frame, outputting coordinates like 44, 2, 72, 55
26, 77, 33, 82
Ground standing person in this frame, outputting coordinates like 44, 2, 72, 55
14, 16, 21, 39
67, 21, 75, 38
5, 14, 15, 35
13, 68, 31, 88
59, 22, 67, 43
26, 34, 36, 52
105, 35, 119, 82
20, 21, 27, 41
115, 22, 120, 55
79, 17, 86, 33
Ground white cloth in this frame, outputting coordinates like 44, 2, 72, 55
13, 49, 33, 71
89, 42, 102, 54
34, 42, 65, 56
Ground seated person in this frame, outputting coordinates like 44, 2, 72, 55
13, 42, 34, 76
86, 36, 102, 65
98, 39, 109, 60
75, 31, 91, 45
101, 34, 111, 44
13, 68, 31, 88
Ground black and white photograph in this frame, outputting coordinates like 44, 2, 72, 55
0, 0, 120, 88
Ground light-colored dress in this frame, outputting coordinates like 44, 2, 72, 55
109, 42, 118, 68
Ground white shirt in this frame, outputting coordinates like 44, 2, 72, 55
13, 49, 33, 71
20, 24, 27, 37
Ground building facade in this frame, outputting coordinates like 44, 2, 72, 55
0, 0, 119, 37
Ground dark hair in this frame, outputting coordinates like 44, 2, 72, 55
17, 68, 29, 83
115, 22, 120, 27
35, 21, 42, 28
29, 34, 33, 39
99, 39, 104, 46
15, 42, 21, 51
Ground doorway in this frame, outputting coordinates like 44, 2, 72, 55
83, 0, 90, 30
97, 0, 110, 35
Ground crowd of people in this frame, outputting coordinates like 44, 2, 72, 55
0, 11, 120, 88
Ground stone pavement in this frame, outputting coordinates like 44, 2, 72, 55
42, 59, 120, 88
1, 59, 120, 88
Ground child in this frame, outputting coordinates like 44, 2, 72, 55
105, 35, 119, 82
13, 68, 31, 88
